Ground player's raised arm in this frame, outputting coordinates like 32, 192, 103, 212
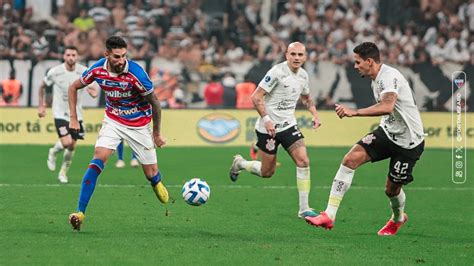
144, 92, 166, 148
68, 79, 86, 131
38, 81, 48, 118
300, 94, 321, 129
251, 87, 275, 137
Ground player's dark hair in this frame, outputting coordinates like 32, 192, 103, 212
64, 45, 78, 52
106, 36, 127, 51
353, 42, 380, 63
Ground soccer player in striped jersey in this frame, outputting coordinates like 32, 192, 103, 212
66, 36, 168, 231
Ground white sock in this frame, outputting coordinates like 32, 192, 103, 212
325, 164, 355, 220
52, 141, 64, 154
389, 189, 406, 222
240, 160, 262, 176
60, 149, 75, 176
296, 167, 311, 211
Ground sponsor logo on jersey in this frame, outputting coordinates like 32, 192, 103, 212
105, 90, 132, 98
264, 75, 271, 82
276, 100, 295, 111
101, 79, 130, 89
197, 113, 240, 143
110, 106, 139, 116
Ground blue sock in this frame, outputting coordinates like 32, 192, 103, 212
117, 142, 124, 160
150, 171, 162, 186
131, 152, 137, 160
77, 159, 104, 213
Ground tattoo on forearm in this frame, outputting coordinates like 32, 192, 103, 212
304, 98, 315, 109
146, 93, 161, 133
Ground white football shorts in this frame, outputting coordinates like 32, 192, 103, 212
95, 118, 157, 165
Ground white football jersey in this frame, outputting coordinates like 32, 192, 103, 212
44, 63, 88, 121
372, 64, 424, 148
256, 61, 310, 133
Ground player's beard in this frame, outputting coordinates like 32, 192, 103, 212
109, 62, 124, 73
65, 61, 75, 69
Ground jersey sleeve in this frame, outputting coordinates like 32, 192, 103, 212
80, 66, 97, 86
80, 59, 105, 86
257, 66, 279, 93
301, 71, 310, 95
379, 72, 400, 95
130, 62, 153, 96
43, 67, 55, 86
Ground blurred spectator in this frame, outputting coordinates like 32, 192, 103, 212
88, 0, 111, 24
31, 30, 49, 62
128, 18, 150, 60
111, 1, 127, 29
73, 8, 95, 32
235, 74, 256, 109
151, 67, 179, 108
221, 72, 236, 108
203, 74, 224, 108
0, 70, 23, 106
10, 26, 32, 60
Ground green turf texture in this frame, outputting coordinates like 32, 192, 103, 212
0, 145, 472, 265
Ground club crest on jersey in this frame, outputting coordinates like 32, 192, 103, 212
265, 139, 276, 151
454, 78, 464, 89
119, 82, 128, 90
362, 134, 376, 145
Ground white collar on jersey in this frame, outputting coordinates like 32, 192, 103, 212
103, 59, 129, 74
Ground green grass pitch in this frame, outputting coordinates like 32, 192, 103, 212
0, 145, 472, 264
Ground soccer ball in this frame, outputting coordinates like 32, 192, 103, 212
181, 178, 210, 206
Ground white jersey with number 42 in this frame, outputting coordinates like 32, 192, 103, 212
372, 64, 424, 149
44, 63, 88, 121
256, 61, 310, 134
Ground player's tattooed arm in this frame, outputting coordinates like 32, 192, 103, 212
300, 94, 321, 129
251, 87, 276, 137
38, 81, 47, 118
144, 92, 166, 147
144, 92, 161, 134
251, 87, 268, 117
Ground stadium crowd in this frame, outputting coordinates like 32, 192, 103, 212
0, 0, 472, 110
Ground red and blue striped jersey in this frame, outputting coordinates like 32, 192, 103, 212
80, 58, 154, 127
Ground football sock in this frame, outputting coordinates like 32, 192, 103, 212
117, 142, 124, 160
52, 141, 64, 154
131, 152, 137, 160
77, 159, 104, 213
389, 189, 406, 222
325, 164, 355, 220
296, 167, 311, 211
59, 149, 75, 175
240, 160, 262, 176
150, 171, 162, 186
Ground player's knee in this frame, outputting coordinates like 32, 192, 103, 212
62, 141, 73, 149
342, 153, 362, 169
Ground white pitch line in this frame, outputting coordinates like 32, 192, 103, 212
0, 183, 473, 191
